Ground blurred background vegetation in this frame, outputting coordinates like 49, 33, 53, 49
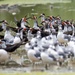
0, 0, 73, 5
0, 0, 75, 27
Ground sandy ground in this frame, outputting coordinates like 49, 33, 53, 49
0, 63, 75, 73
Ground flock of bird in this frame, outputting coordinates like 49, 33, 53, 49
0, 13, 75, 69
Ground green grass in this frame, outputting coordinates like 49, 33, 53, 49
0, 0, 71, 5
0, 72, 75, 75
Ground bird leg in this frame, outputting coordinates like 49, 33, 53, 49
45, 64, 48, 70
